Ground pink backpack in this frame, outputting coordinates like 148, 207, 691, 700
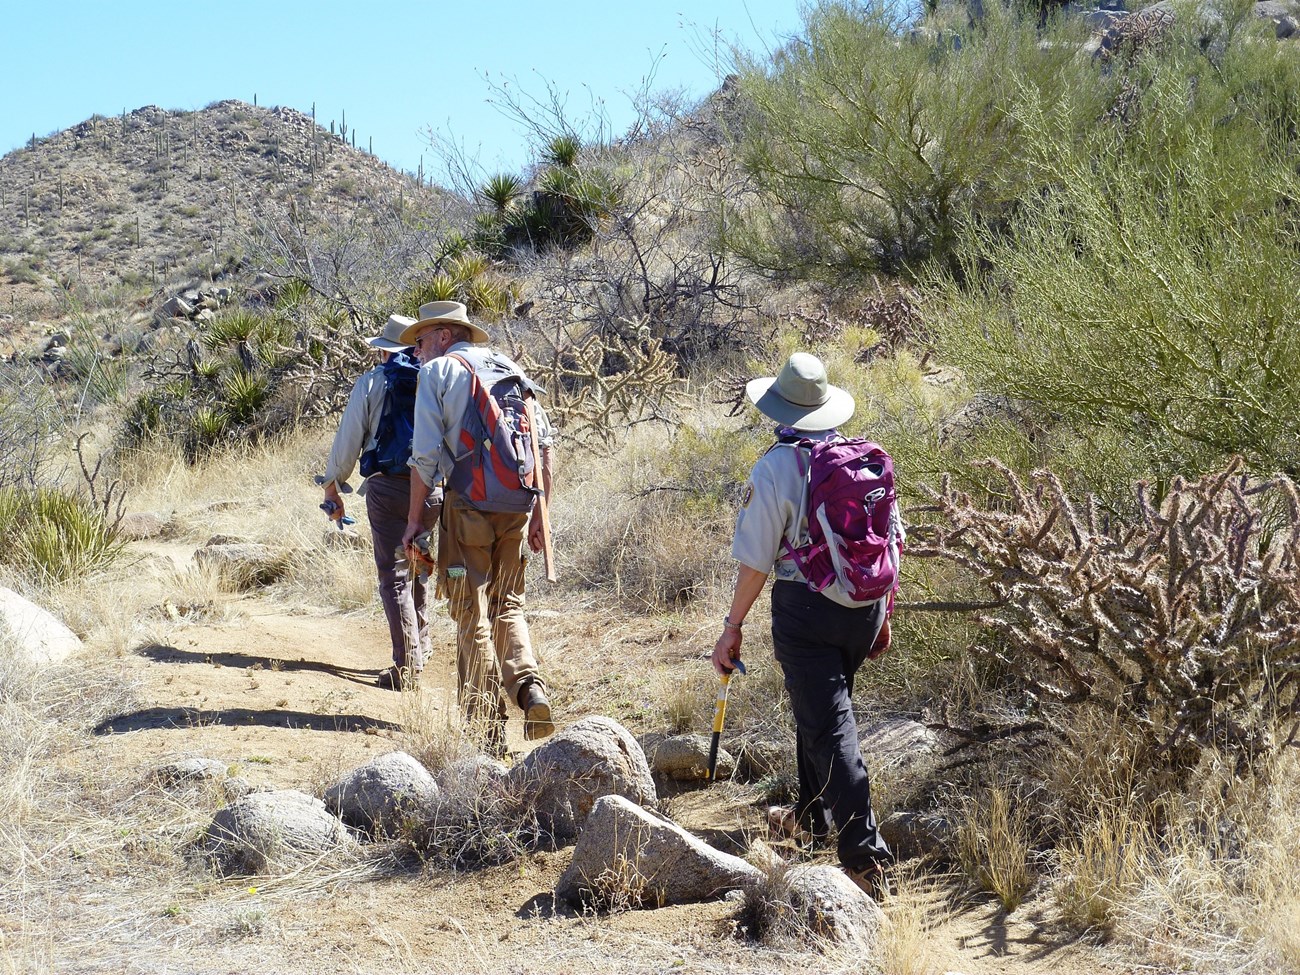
778, 436, 904, 609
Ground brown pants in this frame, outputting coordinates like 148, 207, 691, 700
365, 473, 439, 671
439, 491, 544, 736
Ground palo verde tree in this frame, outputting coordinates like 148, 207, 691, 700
929, 11, 1300, 491
726, 0, 1108, 281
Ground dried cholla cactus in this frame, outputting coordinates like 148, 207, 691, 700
909, 457, 1300, 769
783, 281, 928, 362
273, 322, 371, 419
514, 316, 688, 451
852, 280, 928, 362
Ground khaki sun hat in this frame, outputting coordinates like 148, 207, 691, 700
366, 314, 417, 352
397, 301, 490, 347
746, 352, 855, 431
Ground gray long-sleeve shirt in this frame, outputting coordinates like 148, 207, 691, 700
321, 363, 387, 491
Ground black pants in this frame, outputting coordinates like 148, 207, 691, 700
771, 580, 892, 872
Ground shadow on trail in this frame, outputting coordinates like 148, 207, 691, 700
135, 643, 380, 688
517, 892, 580, 920
94, 706, 401, 735
946, 888, 1078, 964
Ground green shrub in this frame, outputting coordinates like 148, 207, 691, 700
5, 258, 42, 285
200, 310, 260, 350
401, 254, 515, 321
929, 19, 1300, 487
727, 0, 1106, 280
469, 139, 621, 257
219, 371, 269, 425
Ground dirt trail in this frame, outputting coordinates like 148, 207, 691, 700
79, 537, 1138, 975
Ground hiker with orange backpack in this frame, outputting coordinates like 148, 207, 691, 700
399, 302, 556, 754
712, 352, 901, 897
319, 314, 442, 692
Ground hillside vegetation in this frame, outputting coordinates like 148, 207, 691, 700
2, 1, 1300, 972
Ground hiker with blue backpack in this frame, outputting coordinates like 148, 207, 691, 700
712, 351, 902, 897
320, 314, 442, 691
399, 301, 556, 754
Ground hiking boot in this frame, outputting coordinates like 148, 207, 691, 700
376, 666, 418, 691
766, 805, 815, 845
518, 681, 554, 740
843, 861, 893, 900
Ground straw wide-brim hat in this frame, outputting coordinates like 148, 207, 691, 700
746, 352, 855, 431
397, 301, 490, 347
366, 314, 417, 352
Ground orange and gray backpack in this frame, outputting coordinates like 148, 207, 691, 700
446, 348, 543, 513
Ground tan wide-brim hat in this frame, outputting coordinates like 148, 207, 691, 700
366, 314, 417, 352
397, 301, 490, 346
746, 352, 855, 431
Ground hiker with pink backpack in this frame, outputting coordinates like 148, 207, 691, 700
712, 351, 902, 897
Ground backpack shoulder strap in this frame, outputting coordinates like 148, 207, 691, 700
446, 351, 504, 446
764, 439, 817, 568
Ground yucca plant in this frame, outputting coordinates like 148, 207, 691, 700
192, 358, 222, 381
543, 134, 581, 168
187, 407, 228, 458
121, 393, 164, 447
479, 173, 524, 213
463, 279, 510, 319
469, 212, 507, 257
62, 345, 130, 407
448, 252, 489, 283
535, 166, 579, 198
273, 278, 311, 310
441, 230, 470, 259
220, 371, 269, 425
9, 488, 123, 582
404, 274, 460, 312
201, 310, 261, 351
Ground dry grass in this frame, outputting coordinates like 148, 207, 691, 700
582, 852, 655, 913
1095, 750, 1300, 974
396, 684, 480, 772
1054, 801, 1155, 935
658, 670, 712, 735
956, 782, 1035, 913
118, 426, 330, 545
736, 856, 880, 969
117, 423, 382, 615
875, 863, 948, 975
554, 406, 742, 612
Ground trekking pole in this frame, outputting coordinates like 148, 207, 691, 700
707, 658, 745, 782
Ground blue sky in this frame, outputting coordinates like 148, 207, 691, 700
0, 1, 805, 183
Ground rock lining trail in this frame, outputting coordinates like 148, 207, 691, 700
79, 535, 1137, 975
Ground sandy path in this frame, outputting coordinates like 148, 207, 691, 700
69, 538, 1138, 975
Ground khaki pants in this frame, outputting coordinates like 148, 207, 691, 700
439, 491, 544, 738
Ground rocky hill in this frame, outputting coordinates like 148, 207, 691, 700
0, 100, 447, 311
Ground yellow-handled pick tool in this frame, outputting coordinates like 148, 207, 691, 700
708, 659, 745, 781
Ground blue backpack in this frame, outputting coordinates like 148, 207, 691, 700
359, 352, 420, 478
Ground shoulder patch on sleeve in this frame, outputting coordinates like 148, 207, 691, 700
741, 483, 754, 508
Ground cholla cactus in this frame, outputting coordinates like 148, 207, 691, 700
515, 316, 687, 450
910, 457, 1300, 770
